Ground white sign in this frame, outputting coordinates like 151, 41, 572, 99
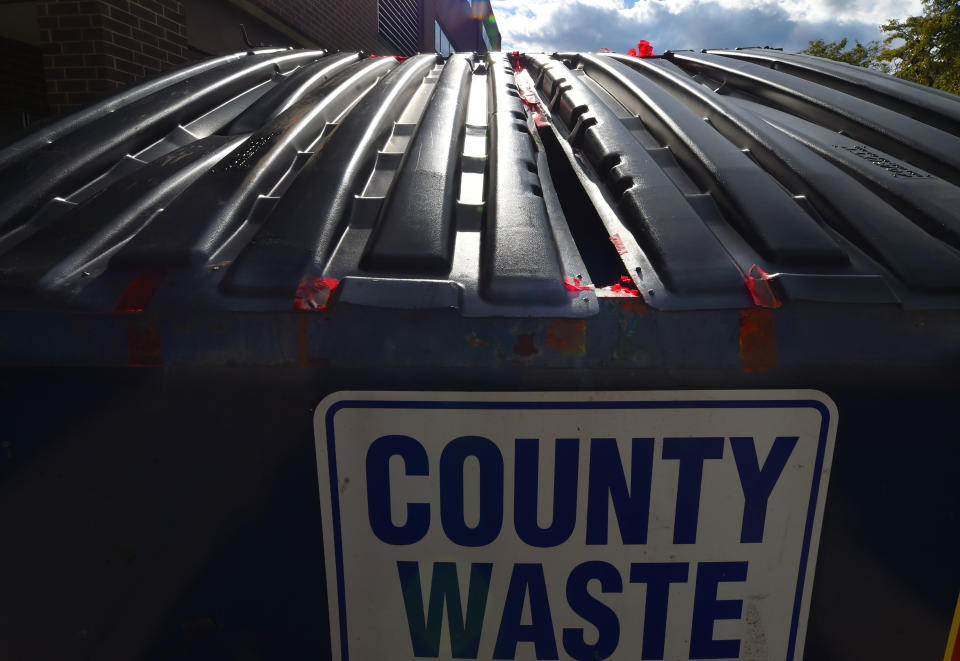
314, 390, 837, 661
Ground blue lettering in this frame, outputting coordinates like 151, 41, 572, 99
690, 561, 748, 659
366, 434, 430, 545
586, 438, 654, 545
493, 564, 558, 660
563, 561, 622, 661
440, 436, 504, 547
515, 438, 579, 547
629, 562, 689, 660
398, 561, 492, 658
662, 437, 724, 544
731, 436, 798, 543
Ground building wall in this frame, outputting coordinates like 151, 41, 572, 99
254, 0, 385, 53
0, 0, 500, 134
36, 0, 187, 115
423, 0, 499, 54
183, 0, 315, 55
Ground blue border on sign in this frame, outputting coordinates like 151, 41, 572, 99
324, 399, 831, 661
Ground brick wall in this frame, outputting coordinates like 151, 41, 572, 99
37, 0, 187, 115
253, 0, 387, 54
24, 0, 497, 119
250, 0, 497, 56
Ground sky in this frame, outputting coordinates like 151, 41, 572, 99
489, 0, 923, 54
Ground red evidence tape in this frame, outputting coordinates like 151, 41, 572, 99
564, 276, 593, 292
627, 40, 657, 57
293, 276, 340, 311
745, 264, 782, 309
603, 276, 640, 297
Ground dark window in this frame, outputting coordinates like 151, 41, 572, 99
378, 0, 421, 56
0, 36, 48, 141
435, 20, 452, 56
481, 22, 492, 52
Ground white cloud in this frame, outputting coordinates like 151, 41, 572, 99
491, 0, 922, 53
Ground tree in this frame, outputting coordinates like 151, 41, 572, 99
877, 0, 960, 94
800, 38, 889, 72
800, 0, 960, 95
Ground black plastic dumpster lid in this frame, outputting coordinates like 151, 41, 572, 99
1, 47, 960, 316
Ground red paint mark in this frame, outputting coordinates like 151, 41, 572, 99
609, 234, 628, 255
115, 269, 166, 365
744, 264, 782, 309
466, 332, 493, 349
510, 51, 522, 73
600, 275, 640, 297
513, 332, 539, 357
619, 298, 647, 314
564, 276, 593, 292
293, 277, 339, 311
739, 308, 777, 373
546, 319, 586, 356
295, 316, 332, 368
125, 325, 162, 366
114, 268, 167, 313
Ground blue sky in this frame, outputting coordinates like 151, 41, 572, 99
489, 0, 922, 53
